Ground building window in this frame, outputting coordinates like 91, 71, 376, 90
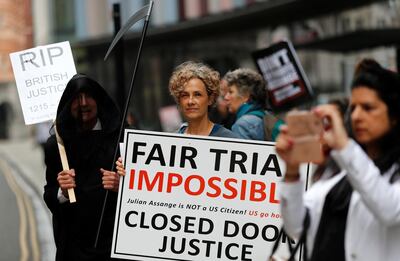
53, 0, 75, 39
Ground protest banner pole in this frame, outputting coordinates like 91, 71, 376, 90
94, 1, 154, 248
54, 125, 76, 203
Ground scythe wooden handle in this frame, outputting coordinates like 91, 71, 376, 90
54, 124, 76, 203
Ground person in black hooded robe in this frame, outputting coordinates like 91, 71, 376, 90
43, 74, 122, 261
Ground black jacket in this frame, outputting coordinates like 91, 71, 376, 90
43, 74, 121, 261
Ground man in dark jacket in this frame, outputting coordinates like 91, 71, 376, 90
43, 74, 121, 260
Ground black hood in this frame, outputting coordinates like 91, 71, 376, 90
56, 73, 120, 140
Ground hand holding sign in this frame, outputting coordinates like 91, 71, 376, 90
57, 169, 76, 197
54, 124, 76, 203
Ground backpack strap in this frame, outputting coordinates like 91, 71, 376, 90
247, 110, 283, 141
264, 113, 279, 141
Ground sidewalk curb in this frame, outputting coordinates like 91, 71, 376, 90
0, 151, 55, 261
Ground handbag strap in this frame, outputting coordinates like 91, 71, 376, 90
269, 226, 285, 258
269, 208, 310, 261
288, 209, 310, 261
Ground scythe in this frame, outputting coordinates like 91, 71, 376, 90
95, 0, 154, 248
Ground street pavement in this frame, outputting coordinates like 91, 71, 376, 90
0, 138, 55, 261
0, 161, 21, 260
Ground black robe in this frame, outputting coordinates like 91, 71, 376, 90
43, 74, 122, 261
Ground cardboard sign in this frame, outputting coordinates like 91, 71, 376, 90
252, 41, 313, 111
112, 130, 311, 260
9, 41, 76, 124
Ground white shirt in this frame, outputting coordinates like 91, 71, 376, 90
280, 139, 400, 261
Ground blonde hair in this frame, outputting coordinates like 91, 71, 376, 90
168, 61, 220, 106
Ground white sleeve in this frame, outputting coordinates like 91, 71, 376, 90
280, 180, 307, 239
331, 139, 400, 226
57, 188, 69, 204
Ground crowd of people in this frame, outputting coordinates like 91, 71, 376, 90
42, 58, 400, 261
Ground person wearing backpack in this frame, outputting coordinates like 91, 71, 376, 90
224, 68, 282, 141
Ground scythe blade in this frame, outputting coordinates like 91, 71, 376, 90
103, 3, 150, 61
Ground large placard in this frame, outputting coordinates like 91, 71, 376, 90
9, 41, 76, 124
112, 130, 310, 260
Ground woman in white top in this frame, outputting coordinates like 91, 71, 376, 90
276, 59, 400, 261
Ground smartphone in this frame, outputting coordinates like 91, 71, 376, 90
286, 110, 323, 163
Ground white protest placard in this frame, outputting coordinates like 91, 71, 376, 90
112, 130, 311, 261
9, 41, 76, 124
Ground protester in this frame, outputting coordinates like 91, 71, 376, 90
126, 109, 141, 129
43, 74, 122, 261
169, 61, 238, 138
276, 59, 400, 261
116, 61, 238, 176
209, 78, 235, 129
224, 68, 282, 141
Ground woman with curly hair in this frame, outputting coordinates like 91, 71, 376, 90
169, 61, 238, 138
116, 62, 237, 176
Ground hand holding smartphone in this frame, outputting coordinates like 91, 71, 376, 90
286, 110, 323, 163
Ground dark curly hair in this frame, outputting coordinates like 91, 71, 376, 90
351, 58, 400, 175
223, 68, 267, 109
